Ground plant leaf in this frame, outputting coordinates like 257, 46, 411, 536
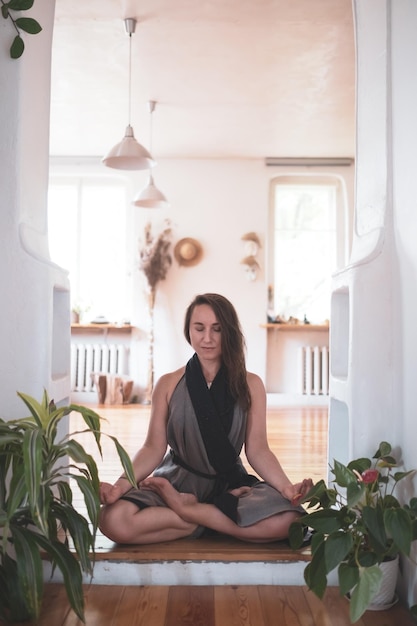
374, 441, 392, 458
61, 439, 99, 488
56, 479, 73, 506
70, 473, 101, 531
11, 526, 43, 621
70, 404, 103, 455
107, 434, 136, 486
393, 470, 415, 482
0, 553, 33, 621
10, 35, 24, 59
288, 520, 305, 549
333, 459, 357, 487
17, 391, 47, 428
347, 457, 371, 474
6, 469, 27, 520
300, 508, 343, 534
304, 540, 327, 598
338, 562, 359, 595
362, 505, 387, 553
15, 17, 42, 34
346, 480, 365, 507
384, 507, 412, 555
33, 535, 85, 622
8, 0, 34, 9
324, 532, 353, 574
23, 428, 49, 535
51, 501, 94, 574
349, 565, 383, 623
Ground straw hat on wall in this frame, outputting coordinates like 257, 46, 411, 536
174, 238, 203, 267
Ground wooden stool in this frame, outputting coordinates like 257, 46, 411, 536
91, 372, 133, 404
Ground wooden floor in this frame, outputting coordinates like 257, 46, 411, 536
5, 405, 414, 625
69, 403, 328, 550
70, 404, 328, 500
4, 583, 414, 625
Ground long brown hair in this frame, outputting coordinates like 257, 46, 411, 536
184, 293, 251, 411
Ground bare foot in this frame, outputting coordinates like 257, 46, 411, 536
140, 476, 197, 514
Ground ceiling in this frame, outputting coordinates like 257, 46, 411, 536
49, 0, 356, 161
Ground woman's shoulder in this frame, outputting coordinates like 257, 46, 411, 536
154, 366, 186, 400
246, 372, 263, 387
246, 371, 266, 392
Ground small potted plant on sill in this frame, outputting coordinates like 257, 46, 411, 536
289, 441, 417, 623
0, 390, 135, 623
71, 300, 91, 324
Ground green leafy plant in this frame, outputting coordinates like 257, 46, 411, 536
0, 390, 135, 622
1, 0, 42, 59
289, 441, 417, 623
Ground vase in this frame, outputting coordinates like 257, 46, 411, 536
368, 555, 399, 610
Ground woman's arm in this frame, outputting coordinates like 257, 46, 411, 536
244, 373, 312, 503
99, 368, 183, 504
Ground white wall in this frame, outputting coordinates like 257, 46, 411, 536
391, 0, 417, 606
124, 159, 354, 401
0, 0, 70, 419
329, 0, 417, 608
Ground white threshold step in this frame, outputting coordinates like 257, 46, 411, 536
43, 535, 338, 587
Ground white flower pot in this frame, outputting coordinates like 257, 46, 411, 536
368, 555, 399, 610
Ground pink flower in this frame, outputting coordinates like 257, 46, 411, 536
361, 469, 379, 484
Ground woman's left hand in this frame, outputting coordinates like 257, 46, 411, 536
282, 478, 314, 505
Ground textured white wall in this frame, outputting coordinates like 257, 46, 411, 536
0, 0, 70, 419
329, 0, 417, 608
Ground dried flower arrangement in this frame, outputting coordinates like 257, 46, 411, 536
138, 220, 172, 402
139, 220, 172, 292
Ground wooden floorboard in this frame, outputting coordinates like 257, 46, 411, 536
1, 585, 414, 626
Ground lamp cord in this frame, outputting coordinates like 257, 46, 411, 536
128, 32, 132, 125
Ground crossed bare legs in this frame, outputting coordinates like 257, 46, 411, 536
140, 476, 300, 543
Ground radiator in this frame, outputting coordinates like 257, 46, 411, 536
298, 346, 329, 396
71, 343, 128, 392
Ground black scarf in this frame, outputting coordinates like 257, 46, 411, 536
185, 353, 237, 474
181, 354, 259, 520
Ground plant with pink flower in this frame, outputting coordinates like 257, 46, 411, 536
289, 441, 417, 622
361, 468, 380, 484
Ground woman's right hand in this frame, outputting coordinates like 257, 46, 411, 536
99, 479, 133, 505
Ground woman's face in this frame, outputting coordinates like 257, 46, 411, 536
188, 304, 222, 362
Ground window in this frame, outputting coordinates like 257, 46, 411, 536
269, 175, 347, 324
48, 175, 131, 323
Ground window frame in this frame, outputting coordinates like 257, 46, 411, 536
47, 163, 135, 323
267, 173, 349, 322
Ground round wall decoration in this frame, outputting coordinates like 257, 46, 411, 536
174, 237, 203, 267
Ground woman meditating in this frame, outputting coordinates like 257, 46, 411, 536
99, 293, 313, 544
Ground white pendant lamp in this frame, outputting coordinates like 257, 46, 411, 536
133, 100, 169, 209
102, 18, 155, 171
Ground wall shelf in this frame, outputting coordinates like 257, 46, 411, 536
261, 323, 329, 331
71, 323, 134, 334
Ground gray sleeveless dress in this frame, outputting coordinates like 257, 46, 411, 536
121, 375, 303, 536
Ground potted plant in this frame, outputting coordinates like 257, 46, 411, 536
0, 390, 135, 623
289, 441, 417, 623
71, 300, 91, 324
